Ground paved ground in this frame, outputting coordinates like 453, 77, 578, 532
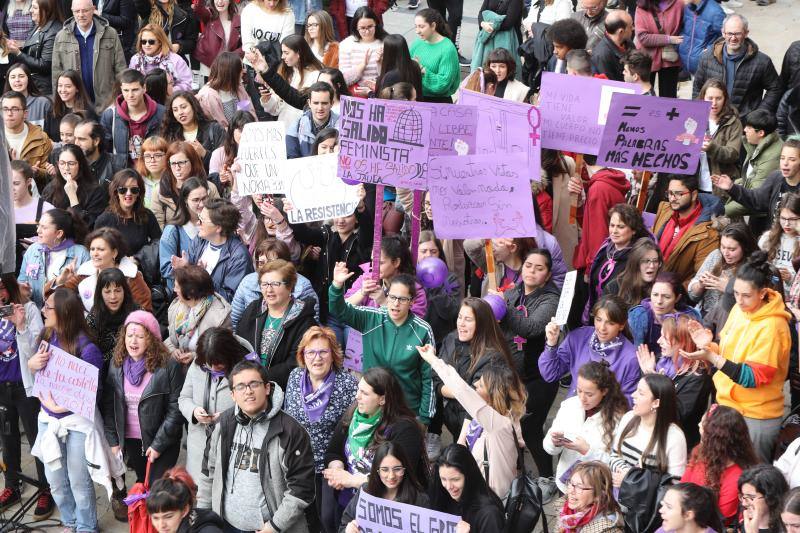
3, 1, 798, 530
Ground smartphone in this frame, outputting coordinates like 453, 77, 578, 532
0, 305, 12, 318
562, 432, 578, 443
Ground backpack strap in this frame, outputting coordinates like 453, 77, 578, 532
482, 440, 490, 481
35, 197, 44, 222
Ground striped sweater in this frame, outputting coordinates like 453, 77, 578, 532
608, 411, 687, 480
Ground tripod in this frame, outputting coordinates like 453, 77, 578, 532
0, 471, 60, 532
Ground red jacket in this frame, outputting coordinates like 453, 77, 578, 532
635, 0, 684, 71
329, 0, 388, 41
572, 168, 630, 270
681, 461, 743, 523
193, 7, 243, 68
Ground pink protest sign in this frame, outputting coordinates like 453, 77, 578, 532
32, 343, 99, 421
457, 89, 542, 181
596, 94, 710, 174
356, 490, 460, 531
344, 328, 363, 373
337, 96, 431, 189
414, 101, 478, 157
538, 72, 641, 155
427, 153, 537, 239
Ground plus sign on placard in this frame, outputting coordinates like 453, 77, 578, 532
666, 107, 680, 121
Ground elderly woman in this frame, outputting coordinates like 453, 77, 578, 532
235, 259, 317, 390
284, 326, 357, 528
558, 461, 624, 533
165, 266, 232, 367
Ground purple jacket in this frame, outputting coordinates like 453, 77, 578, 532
538, 326, 640, 403
345, 275, 428, 319
128, 52, 193, 92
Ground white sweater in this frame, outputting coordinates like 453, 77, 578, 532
774, 436, 800, 488
240, 4, 295, 65
608, 410, 687, 480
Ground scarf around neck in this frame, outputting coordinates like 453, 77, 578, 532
43, 238, 75, 274
174, 296, 213, 347
123, 356, 148, 386
659, 200, 703, 261
559, 501, 600, 533
589, 331, 623, 354
300, 369, 336, 423
347, 408, 383, 467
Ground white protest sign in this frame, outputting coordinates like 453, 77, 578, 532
554, 270, 578, 326
283, 154, 361, 224
31, 342, 99, 421
235, 122, 287, 195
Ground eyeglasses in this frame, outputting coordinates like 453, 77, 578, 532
72, 7, 92, 14
667, 190, 690, 199
58, 160, 79, 167
140, 39, 158, 46
2, 106, 22, 114
387, 294, 413, 304
231, 380, 265, 393
117, 186, 141, 196
307, 22, 319, 28
43, 304, 55, 312
143, 153, 164, 162
378, 466, 405, 475
304, 349, 330, 361
566, 480, 593, 493
640, 259, 661, 266
260, 281, 288, 289
780, 216, 800, 224
724, 31, 745, 38
739, 493, 764, 503
170, 159, 190, 168
357, 25, 376, 31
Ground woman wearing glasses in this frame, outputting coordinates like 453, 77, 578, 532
337, 8, 386, 97
236, 259, 317, 390
737, 465, 788, 533
41, 144, 107, 228
558, 462, 623, 533
129, 25, 193, 92
159, 178, 208, 295
136, 136, 169, 211
95, 169, 161, 256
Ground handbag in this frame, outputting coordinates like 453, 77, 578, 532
652, 13, 679, 63
617, 466, 672, 533
126, 461, 156, 533
773, 404, 800, 461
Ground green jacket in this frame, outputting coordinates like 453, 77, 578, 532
725, 131, 783, 217
328, 284, 435, 425
471, 11, 522, 75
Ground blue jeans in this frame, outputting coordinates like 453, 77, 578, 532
38, 421, 98, 532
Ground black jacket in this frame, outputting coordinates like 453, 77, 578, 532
591, 35, 629, 82
102, 357, 186, 453
778, 87, 800, 140
99, 0, 137, 55
134, 0, 199, 57
235, 297, 318, 390
196, 120, 226, 170
423, 274, 461, 348
437, 494, 505, 532
91, 151, 128, 187
178, 509, 225, 533
692, 37, 784, 116
674, 370, 712, 450
727, 169, 788, 232
780, 40, 800, 92
15, 20, 62, 95
41, 181, 109, 228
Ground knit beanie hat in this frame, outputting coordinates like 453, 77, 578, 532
124, 310, 162, 341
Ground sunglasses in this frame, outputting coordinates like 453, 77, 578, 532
117, 186, 141, 195
140, 39, 158, 46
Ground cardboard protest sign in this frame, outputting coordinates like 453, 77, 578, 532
457, 89, 542, 181
414, 101, 478, 157
282, 154, 361, 224
32, 343, 99, 421
235, 122, 287, 195
597, 94, 710, 174
538, 72, 641, 154
427, 153, 537, 239
338, 96, 431, 189
356, 490, 461, 532
344, 327, 363, 373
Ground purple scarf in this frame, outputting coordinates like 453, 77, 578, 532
43, 239, 75, 274
300, 369, 336, 423
123, 356, 148, 386
465, 418, 484, 450
202, 365, 226, 380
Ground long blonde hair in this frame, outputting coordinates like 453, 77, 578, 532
136, 23, 172, 57
480, 362, 527, 421
148, 0, 175, 29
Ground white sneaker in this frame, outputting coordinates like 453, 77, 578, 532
537, 477, 561, 505
426, 433, 442, 460
726, 0, 743, 6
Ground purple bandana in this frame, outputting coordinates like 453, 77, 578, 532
123, 356, 148, 386
203, 365, 226, 380
465, 418, 484, 451
300, 369, 336, 423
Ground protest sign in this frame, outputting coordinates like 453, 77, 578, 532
427, 153, 537, 239
457, 89, 542, 181
538, 72, 640, 154
344, 327, 363, 373
597, 94, 710, 174
31, 343, 99, 421
236, 122, 287, 195
338, 96, 431, 189
282, 154, 361, 224
554, 271, 578, 326
356, 490, 460, 532
415, 101, 478, 157
642, 211, 657, 231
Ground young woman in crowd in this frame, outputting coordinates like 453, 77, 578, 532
341, 442, 428, 533
262, 35, 324, 126
23, 288, 104, 533
50, 70, 96, 141
129, 24, 193, 92
236, 259, 317, 389
137, 136, 169, 210
658, 483, 725, 533
322, 367, 425, 531
430, 444, 505, 532
634, 0, 683, 98
95, 169, 161, 256
544, 362, 628, 499
683, 251, 792, 462
161, 92, 226, 170
558, 462, 624, 533
738, 465, 789, 533
318, 68, 349, 113
417, 231, 460, 346
245, 196, 303, 259
178, 327, 247, 481
759, 193, 800, 291
305, 11, 338, 68
165, 266, 232, 368
608, 374, 687, 483
135, 0, 198, 58
0, 274, 53, 518
211, 111, 256, 195
41, 144, 106, 227
409, 9, 460, 103
159, 178, 208, 294
12, 160, 54, 272
103, 310, 185, 517
681, 405, 759, 523
688, 222, 758, 317
5, 63, 52, 130
144, 69, 172, 106
338, 7, 385, 96
313, 128, 339, 155
375, 33, 422, 97
240, 0, 295, 61
607, 238, 662, 308
196, 53, 255, 129
47, 227, 152, 312
8, 0, 61, 96
146, 466, 225, 533
192, 0, 242, 82
284, 326, 357, 526
782, 488, 800, 531
484, 47, 528, 103
698, 79, 742, 193
539, 295, 640, 400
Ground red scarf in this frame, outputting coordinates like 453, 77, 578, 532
559, 501, 600, 533
659, 201, 703, 261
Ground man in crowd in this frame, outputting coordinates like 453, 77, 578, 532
73, 120, 126, 186
780, 39, 800, 90
678, 0, 725, 75
286, 82, 339, 159
100, 70, 165, 165
197, 361, 315, 533
571, 0, 608, 51
622, 50, 655, 95
52, 0, 126, 114
654, 174, 723, 286
566, 50, 594, 77
692, 14, 783, 116
3, 91, 52, 190
547, 19, 588, 74
590, 9, 633, 81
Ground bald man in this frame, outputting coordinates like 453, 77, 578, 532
52, 0, 127, 113
590, 9, 633, 81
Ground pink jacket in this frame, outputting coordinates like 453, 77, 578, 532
195, 85, 256, 128
129, 52, 193, 92
635, 0, 684, 71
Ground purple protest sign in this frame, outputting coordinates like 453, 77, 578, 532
337, 96, 431, 189
596, 94, 710, 174
344, 328, 363, 373
642, 211, 657, 231
538, 72, 641, 155
414, 101, 478, 157
356, 490, 460, 532
457, 89, 542, 181
31, 343, 99, 421
427, 153, 538, 239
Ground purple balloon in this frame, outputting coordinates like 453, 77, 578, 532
483, 293, 507, 321
341, 177, 361, 186
417, 257, 449, 289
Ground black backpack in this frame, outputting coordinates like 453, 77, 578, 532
517, 22, 553, 95
617, 466, 673, 533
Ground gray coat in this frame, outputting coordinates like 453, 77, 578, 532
165, 293, 232, 354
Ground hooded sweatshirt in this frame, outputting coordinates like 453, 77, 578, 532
115, 94, 158, 162
573, 168, 631, 270
713, 289, 791, 419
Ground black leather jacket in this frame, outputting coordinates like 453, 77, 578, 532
17, 20, 62, 95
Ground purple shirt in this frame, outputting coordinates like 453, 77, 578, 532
41, 332, 104, 419
0, 319, 22, 383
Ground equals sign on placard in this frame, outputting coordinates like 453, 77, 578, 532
622, 106, 641, 117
